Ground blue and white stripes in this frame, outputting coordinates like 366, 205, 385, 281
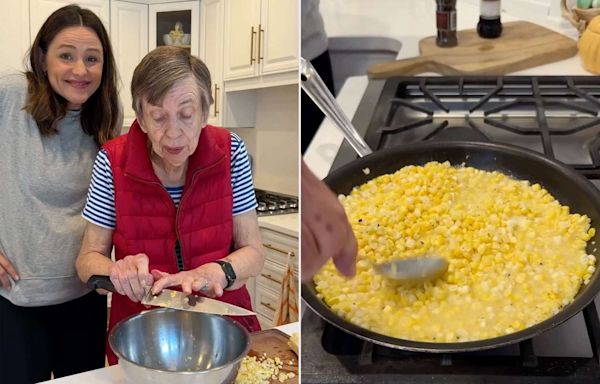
231, 133, 257, 215
82, 132, 257, 229
83, 151, 116, 229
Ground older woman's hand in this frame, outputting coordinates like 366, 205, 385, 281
109, 253, 153, 302
151, 263, 227, 298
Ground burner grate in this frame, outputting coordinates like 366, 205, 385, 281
254, 189, 298, 216
358, 77, 600, 177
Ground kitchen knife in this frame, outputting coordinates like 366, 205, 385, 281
87, 275, 256, 316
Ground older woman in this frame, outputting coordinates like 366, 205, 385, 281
76, 46, 264, 364
0, 5, 121, 382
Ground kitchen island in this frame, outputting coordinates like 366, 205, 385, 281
39, 322, 299, 383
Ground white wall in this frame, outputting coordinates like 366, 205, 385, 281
0, 1, 30, 73
461, 0, 566, 25
229, 84, 299, 196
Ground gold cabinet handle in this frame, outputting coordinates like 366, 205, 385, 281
213, 84, 219, 117
261, 273, 282, 284
258, 24, 264, 63
250, 26, 257, 64
261, 301, 276, 311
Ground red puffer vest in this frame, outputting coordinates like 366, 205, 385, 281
103, 121, 260, 365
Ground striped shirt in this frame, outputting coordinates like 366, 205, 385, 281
82, 132, 257, 229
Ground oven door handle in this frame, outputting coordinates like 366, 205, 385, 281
300, 58, 373, 158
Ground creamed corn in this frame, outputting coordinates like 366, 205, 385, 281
313, 161, 597, 342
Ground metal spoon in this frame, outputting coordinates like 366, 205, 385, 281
374, 256, 449, 284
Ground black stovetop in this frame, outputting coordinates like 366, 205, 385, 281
303, 76, 600, 384
254, 189, 298, 216
301, 305, 600, 384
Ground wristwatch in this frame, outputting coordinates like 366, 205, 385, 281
214, 260, 236, 289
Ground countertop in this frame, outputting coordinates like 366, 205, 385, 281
38, 322, 299, 384
258, 213, 299, 237
304, 0, 593, 177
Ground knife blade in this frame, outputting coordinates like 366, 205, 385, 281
142, 288, 256, 316
87, 275, 256, 316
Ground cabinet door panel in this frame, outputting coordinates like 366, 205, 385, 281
200, 0, 223, 126
259, 0, 298, 74
110, 1, 148, 129
223, 0, 260, 80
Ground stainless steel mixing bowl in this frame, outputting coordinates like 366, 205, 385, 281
109, 308, 250, 384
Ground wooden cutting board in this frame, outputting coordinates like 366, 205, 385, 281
367, 21, 578, 78
246, 329, 298, 384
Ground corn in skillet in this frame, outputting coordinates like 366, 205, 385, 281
314, 161, 596, 342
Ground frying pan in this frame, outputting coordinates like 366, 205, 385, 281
300, 58, 600, 352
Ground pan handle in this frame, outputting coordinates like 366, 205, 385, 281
300, 57, 373, 158
87, 275, 116, 292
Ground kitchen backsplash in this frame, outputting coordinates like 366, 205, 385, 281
229, 84, 299, 196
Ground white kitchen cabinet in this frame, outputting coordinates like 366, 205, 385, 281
223, 0, 298, 88
223, 0, 260, 80
199, 0, 256, 128
200, 0, 224, 126
29, 0, 110, 42
149, 1, 200, 57
259, 0, 299, 75
252, 226, 298, 329
110, 1, 148, 128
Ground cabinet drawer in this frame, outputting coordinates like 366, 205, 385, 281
261, 227, 297, 249
263, 242, 296, 266
254, 282, 280, 321
257, 313, 272, 330
258, 259, 286, 292
261, 229, 298, 266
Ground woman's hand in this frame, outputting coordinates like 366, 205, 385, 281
0, 251, 19, 290
301, 160, 357, 281
151, 263, 227, 298
108, 253, 153, 302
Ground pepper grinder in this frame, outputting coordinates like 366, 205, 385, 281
436, 0, 458, 47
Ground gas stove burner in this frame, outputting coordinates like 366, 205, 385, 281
308, 75, 600, 384
254, 189, 298, 216
257, 202, 267, 212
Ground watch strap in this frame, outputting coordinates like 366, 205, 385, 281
214, 260, 236, 289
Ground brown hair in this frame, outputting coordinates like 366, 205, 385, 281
131, 46, 213, 126
24, 4, 121, 146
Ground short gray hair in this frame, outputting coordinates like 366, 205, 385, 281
131, 46, 213, 125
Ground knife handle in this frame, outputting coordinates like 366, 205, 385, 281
87, 275, 116, 292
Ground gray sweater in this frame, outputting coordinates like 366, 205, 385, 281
0, 72, 99, 306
